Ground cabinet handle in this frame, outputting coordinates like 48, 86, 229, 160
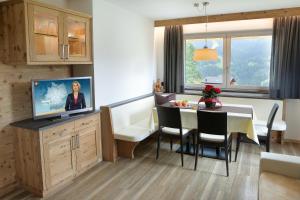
71, 137, 74, 169
60, 44, 65, 59
73, 136, 77, 150
76, 134, 80, 148
71, 136, 74, 150
65, 44, 70, 59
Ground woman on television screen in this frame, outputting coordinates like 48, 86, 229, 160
65, 81, 86, 111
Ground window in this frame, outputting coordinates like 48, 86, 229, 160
185, 38, 224, 85
184, 31, 272, 91
230, 35, 272, 87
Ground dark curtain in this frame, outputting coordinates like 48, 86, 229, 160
270, 16, 300, 99
164, 25, 184, 93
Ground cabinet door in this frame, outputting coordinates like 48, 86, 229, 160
27, 4, 64, 62
43, 133, 76, 189
64, 14, 91, 62
76, 126, 99, 174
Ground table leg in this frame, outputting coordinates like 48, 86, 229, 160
216, 148, 220, 157
235, 132, 241, 162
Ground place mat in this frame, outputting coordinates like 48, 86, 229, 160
198, 104, 253, 118
162, 102, 253, 119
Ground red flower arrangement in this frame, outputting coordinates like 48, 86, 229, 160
198, 85, 222, 108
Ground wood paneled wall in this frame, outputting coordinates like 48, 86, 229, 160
0, 62, 71, 196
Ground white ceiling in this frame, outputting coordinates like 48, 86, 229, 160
105, 0, 300, 20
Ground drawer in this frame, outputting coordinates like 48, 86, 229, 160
42, 122, 75, 142
75, 114, 99, 130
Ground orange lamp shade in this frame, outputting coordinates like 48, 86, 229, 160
193, 48, 218, 61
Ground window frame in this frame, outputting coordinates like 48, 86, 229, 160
184, 33, 227, 89
183, 29, 273, 93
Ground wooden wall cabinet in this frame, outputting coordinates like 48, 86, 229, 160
0, 0, 92, 65
13, 113, 101, 197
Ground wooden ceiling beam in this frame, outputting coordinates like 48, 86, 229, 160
154, 7, 300, 27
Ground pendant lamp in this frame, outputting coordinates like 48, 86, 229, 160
193, 2, 218, 61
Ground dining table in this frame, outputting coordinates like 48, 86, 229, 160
153, 101, 259, 159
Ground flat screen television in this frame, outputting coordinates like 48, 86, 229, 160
32, 77, 93, 120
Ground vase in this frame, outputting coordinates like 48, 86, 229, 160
205, 101, 216, 108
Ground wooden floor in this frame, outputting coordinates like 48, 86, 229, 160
3, 138, 300, 200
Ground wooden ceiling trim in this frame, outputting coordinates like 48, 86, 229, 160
154, 7, 300, 27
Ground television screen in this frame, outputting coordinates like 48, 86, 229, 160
32, 77, 93, 119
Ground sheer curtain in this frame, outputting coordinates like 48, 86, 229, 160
270, 16, 300, 99
164, 25, 184, 93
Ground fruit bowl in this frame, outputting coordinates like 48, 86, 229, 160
172, 100, 191, 108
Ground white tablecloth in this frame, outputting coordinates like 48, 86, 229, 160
153, 103, 259, 144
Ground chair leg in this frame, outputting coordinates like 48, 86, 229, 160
225, 147, 229, 177
266, 137, 270, 152
235, 133, 241, 162
201, 141, 204, 157
170, 138, 173, 151
180, 137, 184, 167
229, 136, 232, 163
194, 134, 199, 170
229, 144, 232, 162
216, 147, 220, 157
156, 132, 160, 160
192, 133, 195, 155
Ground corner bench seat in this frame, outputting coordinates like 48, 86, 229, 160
255, 120, 287, 131
259, 152, 300, 200
259, 172, 300, 200
109, 95, 158, 159
114, 119, 157, 142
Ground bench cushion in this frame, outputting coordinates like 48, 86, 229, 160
161, 127, 190, 135
114, 125, 154, 142
259, 172, 300, 200
200, 133, 231, 142
255, 124, 269, 136
132, 118, 157, 132
111, 96, 157, 142
114, 117, 158, 142
255, 120, 287, 131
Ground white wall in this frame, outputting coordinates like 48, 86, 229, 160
39, 0, 67, 7
285, 99, 300, 141
40, 0, 92, 14
66, 0, 92, 14
154, 27, 165, 82
93, 0, 154, 107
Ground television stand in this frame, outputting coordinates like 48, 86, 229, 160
47, 112, 88, 122
61, 113, 70, 119
47, 115, 70, 122
10, 111, 101, 197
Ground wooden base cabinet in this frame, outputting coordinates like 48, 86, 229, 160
75, 126, 99, 174
13, 113, 101, 197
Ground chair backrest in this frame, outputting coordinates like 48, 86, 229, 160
267, 103, 279, 130
154, 93, 176, 106
197, 110, 227, 136
156, 106, 182, 129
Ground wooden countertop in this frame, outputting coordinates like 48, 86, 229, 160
10, 110, 100, 131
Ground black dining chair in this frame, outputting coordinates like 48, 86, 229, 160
194, 110, 232, 176
235, 103, 279, 161
154, 93, 176, 106
156, 106, 192, 167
